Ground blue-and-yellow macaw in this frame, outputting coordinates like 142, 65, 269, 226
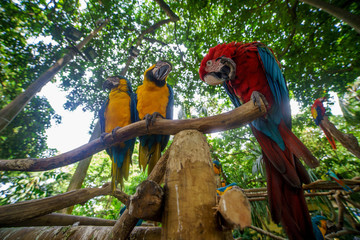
213, 160, 222, 175
311, 215, 327, 240
199, 42, 319, 240
216, 183, 238, 196
327, 169, 353, 192
136, 61, 174, 175
311, 98, 337, 149
99, 76, 137, 190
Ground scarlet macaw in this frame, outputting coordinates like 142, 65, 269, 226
99, 76, 137, 190
311, 98, 337, 149
327, 169, 353, 192
199, 42, 319, 239
136, 61, 174, 175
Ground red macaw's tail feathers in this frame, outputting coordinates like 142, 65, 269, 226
252, 124, 316, 239
319, 123, 337, 150
278, 121, 320, 168
264, 155, 316, 239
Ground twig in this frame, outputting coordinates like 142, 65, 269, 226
249, 225, 287, 240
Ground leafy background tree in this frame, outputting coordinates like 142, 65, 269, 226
0, 0, 359, 238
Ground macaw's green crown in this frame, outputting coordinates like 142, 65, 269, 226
145, 60, 172, 87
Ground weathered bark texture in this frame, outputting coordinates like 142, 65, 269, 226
110, 146, 171, 240
0, 184, 111, 225
0, 99, 266, 172
321, 116, 360, 158
0, 20, 109, 133
128, 180, 164, 222
218, 187, 252, 230
300, 0, 360, 34
0, 226, 161, 240
2, 213, 116, 227
161, 130, 231, 239
60, 121, 101, 214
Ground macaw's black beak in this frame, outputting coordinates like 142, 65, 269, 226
216, 56, 236, 81
153, 61, 172, 81
103, 76, 120, 90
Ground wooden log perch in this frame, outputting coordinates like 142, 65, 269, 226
128, 180, 164, 222
0, 99, 266, 172
2, 213, 116, 227
161, 130, 232, 239
217, 186, 252, 230
322, 116, 360, 158
0, 183, 111, 225
0, 226, 161, 240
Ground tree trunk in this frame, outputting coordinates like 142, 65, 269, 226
60, 120, 101, 214
321, 116, 360, 158
0, 20, 109, 133
0, 226, 161, 240
161, 130, 231, 239
300, 0, 360, 34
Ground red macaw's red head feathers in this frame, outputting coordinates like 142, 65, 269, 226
199, 42, 242, 85
311, 97, 326, 125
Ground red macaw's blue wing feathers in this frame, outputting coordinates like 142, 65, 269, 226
250, 45, 291, 151
99, 77, 137, 189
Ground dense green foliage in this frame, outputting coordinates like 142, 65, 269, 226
1, 0, 360, 238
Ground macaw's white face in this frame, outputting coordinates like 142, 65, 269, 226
204, 73, 224, 86
203, 57, 236, 86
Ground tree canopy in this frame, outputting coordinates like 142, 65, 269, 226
1, 0, 360, 238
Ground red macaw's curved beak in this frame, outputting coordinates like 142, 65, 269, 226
152, 61, 172, 81
203, 56, 236, 86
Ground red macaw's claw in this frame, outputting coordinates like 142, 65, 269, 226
251, 91, 269, 111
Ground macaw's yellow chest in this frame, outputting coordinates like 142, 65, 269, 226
104, 90, 132, 133
136, 84, 170, 120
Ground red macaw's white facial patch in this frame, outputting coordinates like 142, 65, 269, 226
204, 59, 224, 74
204, 74, 224, 86
203, 59, 225, 86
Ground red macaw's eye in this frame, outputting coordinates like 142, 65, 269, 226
206, 60, 212, 66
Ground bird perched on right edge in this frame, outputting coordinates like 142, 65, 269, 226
199, 42, 319, 239
99, 76, 137, 190
311, 97, 337, 149
136, 61, 174, 175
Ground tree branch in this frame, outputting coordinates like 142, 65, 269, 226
153, 0, 180, 21
0, 99, 267, 172
299, 0, 360, 34
0, 183, 112, 225
0, 19, 110, 132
